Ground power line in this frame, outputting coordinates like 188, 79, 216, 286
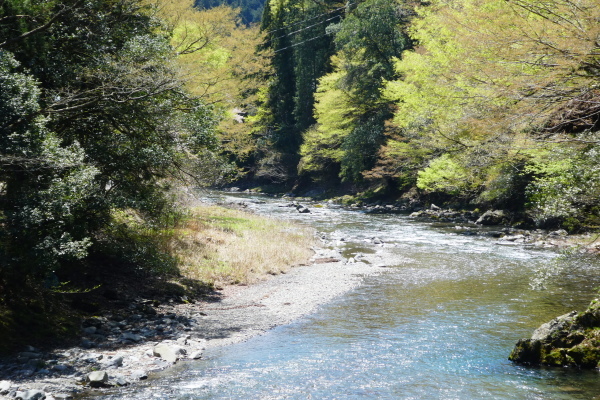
274, 31, 334, 53
265, 2, 356, 35
267, 14, 342, 44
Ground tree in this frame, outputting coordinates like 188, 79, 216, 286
153, 1, 270, 174
194, 0, 267, 25
385, 0, 600, 218
299, 0, 413, 183
254, 0, 343, 182
0, 0, 220, 283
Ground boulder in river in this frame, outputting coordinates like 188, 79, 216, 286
509, 299, 600, 368
476, 210, 509, 226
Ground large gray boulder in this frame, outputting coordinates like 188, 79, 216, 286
510, 299, 600, 368
531, 311, 577, 341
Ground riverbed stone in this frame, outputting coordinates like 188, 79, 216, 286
53, 395, 73, 400
130, 370, 148, 380
15, 389, 46, 400
87, 371, 108, 388
120, 332, 142, 343
476, 210, 508, 226
153, 343, 185, 363
102, 355, 124, 369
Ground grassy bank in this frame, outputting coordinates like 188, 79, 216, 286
171, 205, 315, 287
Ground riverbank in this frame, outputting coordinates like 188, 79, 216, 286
0, 238, 385, 400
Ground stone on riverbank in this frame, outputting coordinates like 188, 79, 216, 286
0, 381, 11, 395
153, 343, 186, 363
15, 389, 46, 400
476, 210, 509, 226
509, 299, 600, 368
87, 371, 108, 388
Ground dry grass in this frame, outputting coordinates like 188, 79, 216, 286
171, 205, 315, 287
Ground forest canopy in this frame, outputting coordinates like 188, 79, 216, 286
0, 0, 264, 289
247, 0, 600, 231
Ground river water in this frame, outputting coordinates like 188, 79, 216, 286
99, 194, 600, 399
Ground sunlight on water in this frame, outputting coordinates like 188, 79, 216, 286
95, 194, 600, 400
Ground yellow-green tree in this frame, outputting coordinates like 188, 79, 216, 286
153, 0, 270, 167
386, 0, 600, 214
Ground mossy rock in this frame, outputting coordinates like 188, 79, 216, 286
510, 299, 600, 369
508, 339, 542, 364
540, 348, 572, 366
566, 343, 600, 368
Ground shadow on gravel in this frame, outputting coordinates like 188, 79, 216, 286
0, 274, 229, 384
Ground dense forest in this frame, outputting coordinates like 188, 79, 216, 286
227, 0, 600, 233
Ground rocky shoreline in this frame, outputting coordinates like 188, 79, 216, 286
292, 198, 600, 252
0, 243, 384, 400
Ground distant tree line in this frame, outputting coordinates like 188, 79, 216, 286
230, 0, 600, 231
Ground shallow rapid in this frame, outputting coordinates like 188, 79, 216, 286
97, 193, 600, 399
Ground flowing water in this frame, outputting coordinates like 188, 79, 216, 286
98, 193, 600, 399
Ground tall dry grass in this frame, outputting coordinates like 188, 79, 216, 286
171, 205, 315, 287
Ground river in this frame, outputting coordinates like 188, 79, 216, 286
97, 193, 600, 399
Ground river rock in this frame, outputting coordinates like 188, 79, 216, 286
15, 389, 45, 400
531, 311, 578, 341
53, 395, 73, 400
82, 326, 97, 335
476, 210, 508, 226
120, 332, 142, 343
153, 343, 186, 363
102, 355, 124, 368
0, 381, 11, 395
130, 370, 148, 380
510, 299, 600, 368
87, 371, 109, 388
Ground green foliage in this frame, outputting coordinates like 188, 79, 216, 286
524, 144, 600, 226
340, 111, 388, 182
297, 0, 413, 184
0, 0, 221, 285
254, 0, 343, 180
416, 154, 475, 196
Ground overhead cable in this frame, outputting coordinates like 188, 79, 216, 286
267, 14, 342, 44
274, 32, 334, 53
264, 2, 356, 35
